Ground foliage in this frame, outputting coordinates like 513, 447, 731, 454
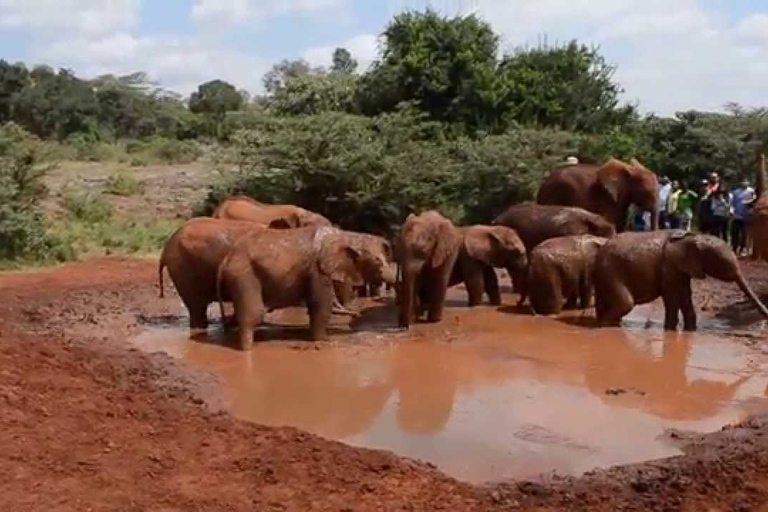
62, 191, 114, 223
263, 59, 322, 94
358, 10, 504, 132
189, 80, 244, 138
0, 123, 70, 263
125, 137, 202, 165
332, 48, 358, 74
104, 173, 143, 196
269, 72, 360, 116
499, 42, 637, 133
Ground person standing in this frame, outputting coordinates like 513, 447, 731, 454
731, 178, 756, 255
676, 182, 698, 231
697, 179, 713, 234
710, 185, 732, 242
657, 176, 672, 229
667, 181, 681, 229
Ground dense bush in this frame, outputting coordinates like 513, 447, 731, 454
0, 123, 71, 263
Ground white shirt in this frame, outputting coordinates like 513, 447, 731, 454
658, 183, 672, 213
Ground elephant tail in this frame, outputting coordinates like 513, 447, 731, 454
158, 253, 167, 299
735, 274, 768, 321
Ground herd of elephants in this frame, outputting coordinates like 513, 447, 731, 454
158, 157, 768, 351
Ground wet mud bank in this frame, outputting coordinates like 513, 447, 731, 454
4, 257, 768, 510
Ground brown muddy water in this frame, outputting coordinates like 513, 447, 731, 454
132, 289, 768, 484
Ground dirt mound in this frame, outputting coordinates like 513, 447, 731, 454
3, 257, 768, 510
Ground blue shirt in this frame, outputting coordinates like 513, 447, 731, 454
732, 186, 756, 219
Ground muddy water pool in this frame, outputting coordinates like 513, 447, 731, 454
132, 290, 768, 484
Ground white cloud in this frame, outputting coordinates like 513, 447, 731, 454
466, 0, 768, 114
302, 34, 379, 71
33, 33, 268, 95
0, 0, 139, 35
191, 0, 344, 25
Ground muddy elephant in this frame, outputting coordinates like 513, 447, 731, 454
212, 195, 331, 229
159, 218, 263, 329
398, 212, 526, 328
333, 234, 396, 307
750, 154, 768, 261
449, 225, 527, 307
594, 231, 768, 330
492, 203, 617, 305
537, 158, 660, 232
217, 227, 396, 350
528, 235, 609, 315
397, 211, 462, 329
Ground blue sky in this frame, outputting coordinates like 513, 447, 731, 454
1, 1, 767, 115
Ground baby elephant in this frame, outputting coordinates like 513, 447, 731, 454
217, 226, 396, 350
528, 235, 608, 315
595, 231, 768, 330
450, 225, 527, 307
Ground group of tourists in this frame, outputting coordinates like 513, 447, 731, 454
652, 173, 757, 256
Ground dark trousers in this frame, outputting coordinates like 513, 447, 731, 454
731, 218, 747, 253
711, 216, 729, 242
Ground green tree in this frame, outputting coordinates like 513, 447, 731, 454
189, 79, 244, 137
263, 59, 321, 94
358, 10, 505, 132
499, 41, 636, 133
0, 60, 29, 123
13, 68, 99, 139
331, 48, 358, 74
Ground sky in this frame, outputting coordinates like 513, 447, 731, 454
1, 0, 767, 115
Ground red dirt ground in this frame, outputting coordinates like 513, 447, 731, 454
3, 256, 768, 511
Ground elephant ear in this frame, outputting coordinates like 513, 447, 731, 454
268, 217, 292, 229
431, 220, 458, 269
464, 228, 498, 267
596, 159, 632, 205
319, 242, 365, 286
667, 232, 705, 279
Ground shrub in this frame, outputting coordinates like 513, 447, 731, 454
61, 192, 113, 223
0, 122, 72, 263
125, 137, 202, 165
104, 173, 142, 196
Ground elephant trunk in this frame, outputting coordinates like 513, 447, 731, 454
399, 262, 419, 329
735, 273, 768, 321
158, 259, 166, 299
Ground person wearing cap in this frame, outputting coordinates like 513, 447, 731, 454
565, 156, 579, 165
657, 176, 672, 229
731, 177, 757, 255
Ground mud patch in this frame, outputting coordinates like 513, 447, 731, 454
131, 290, 768, 484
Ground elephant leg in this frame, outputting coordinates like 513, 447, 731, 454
369, 283, 382, 298
234, 297, 264, 352
464, 265, 486, 307
427, 265, 452, 323
484, 266, 501, 306
308, 280, 334, 341
596, 284, 634, 326
510, 267, 529, 306
680, 281, 697, 331
662, 295, 681, 331
578, 276, 592, 310
187, 302, 209, 330
417, 277, 430, 319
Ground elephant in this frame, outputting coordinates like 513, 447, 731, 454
332, 234, 397, 308
397, 211, 527, 328
594, 231, 768, 331
158, 217, 263, 329
449, 225, 527, 307
397, 211, 462, 329
216, 226, 397, 350
537, 158, 660, 232
492, 203, 617, 306
528, 235, 609, 315
750, 154, 768, 261
212, 195, 332, 229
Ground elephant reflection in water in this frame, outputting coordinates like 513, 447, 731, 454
584, 331, 749, 422
181, 338, 394, 439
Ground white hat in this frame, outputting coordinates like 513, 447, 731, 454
566, 156, 579, 165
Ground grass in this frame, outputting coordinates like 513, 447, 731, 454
104, 173, 143, 196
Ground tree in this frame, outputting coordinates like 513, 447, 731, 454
0, 61, 29, 123
357, 10, 505, 131
188, 79, 244, 137
331, 48, 358, 74
499, 42, 636, 133
13, 68, 99, 139
263, 59, 322, 94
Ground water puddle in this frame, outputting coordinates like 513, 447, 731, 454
132, 290, 768, 484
